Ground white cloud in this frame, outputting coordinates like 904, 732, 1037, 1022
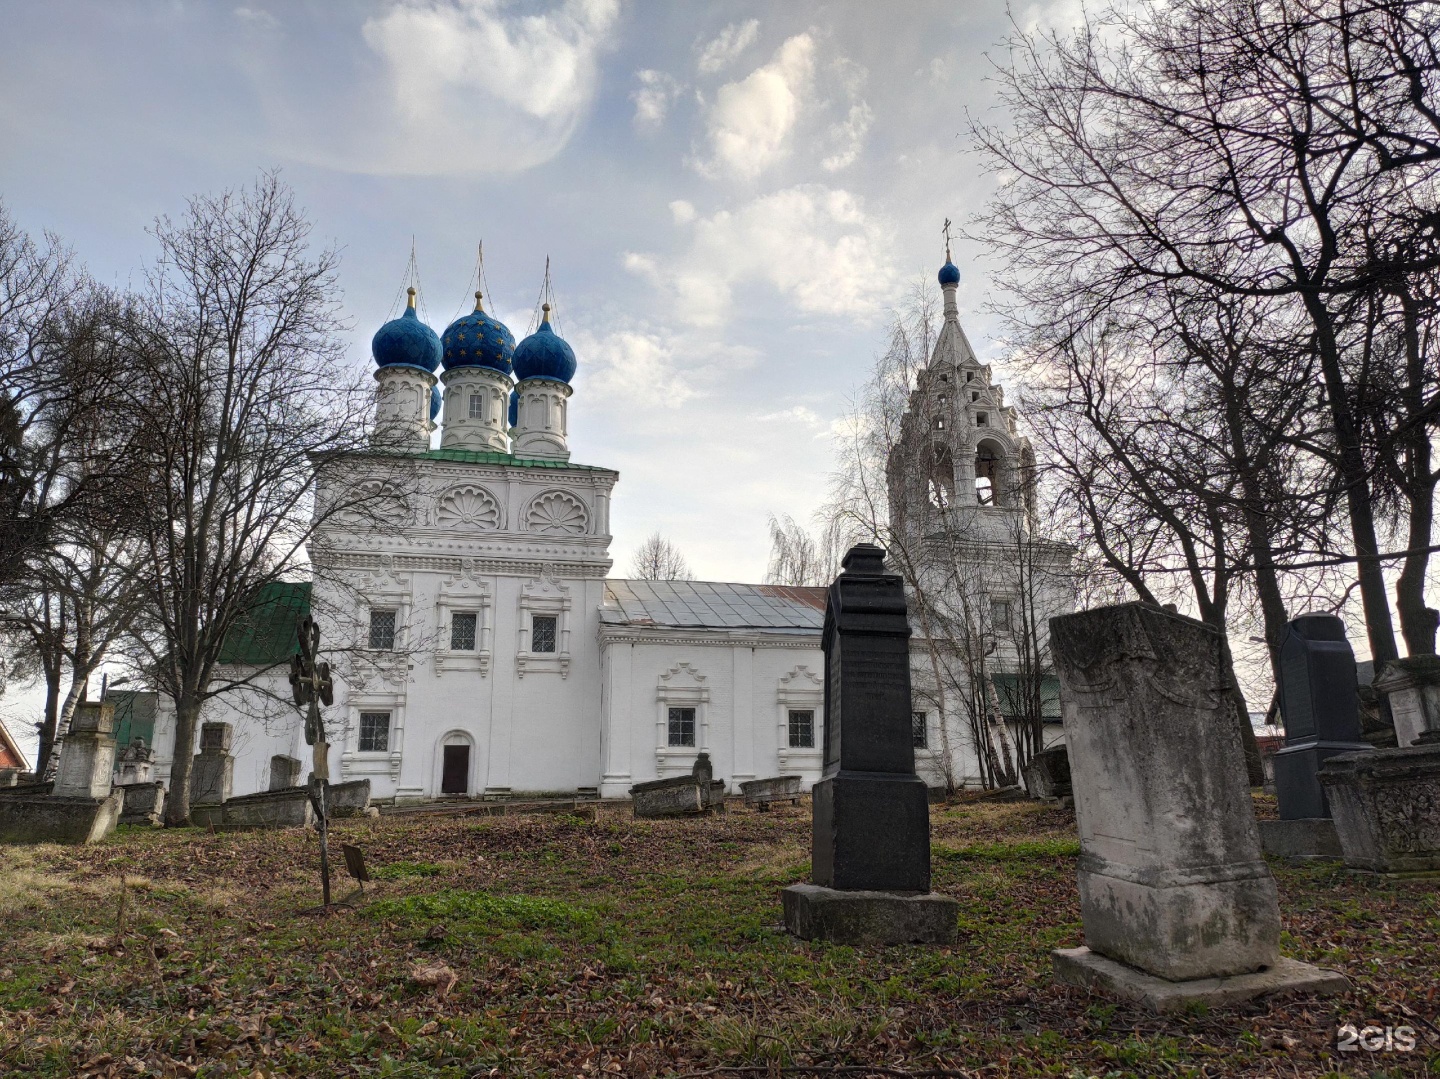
695, 19, 760, 74
694, 33, 814, 181
820, 102, 873, 171
274, 0, 623, 175
669, 199, 696, 224
631, 69, 682, 131
233, 6, 279, 30
572, 328, 699, 408
628, 184, 896, 327
757, 404, 823, 427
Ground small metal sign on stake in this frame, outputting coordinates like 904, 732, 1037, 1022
289, 614, 335, 911
341, 843, 370, 904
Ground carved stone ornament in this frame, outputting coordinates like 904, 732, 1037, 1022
524, 490, 589, 535
436, 484, 502, 530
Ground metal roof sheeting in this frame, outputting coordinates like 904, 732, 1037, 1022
601, 580, 825, 632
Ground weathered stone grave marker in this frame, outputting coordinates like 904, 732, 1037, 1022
1049, 602, 1348, 1011
191, 722, 235, 807
269, 754, 303, 791
782, 544, 958, 945
0, 702, 124, 844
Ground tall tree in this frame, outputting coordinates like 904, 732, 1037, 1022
119, 174, 374, 826
629, 532, 693, 581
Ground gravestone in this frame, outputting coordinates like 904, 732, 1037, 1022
1273, 614, 1372, 818
1372, 656, 1440, 747
54, 703, 119, 800
782, 544, 958, 945
691, 751, 714, 786
191, 721, 234, 805
0, 769, 18, 788
1048, 602, 1348, 1011
115, 738, 153, 785
1319, 743, 1440, 874
269, 754, 303, 791
1022, 744, 1071, 802
0, 702, 123, 844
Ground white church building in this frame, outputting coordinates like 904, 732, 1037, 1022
137, 256, 1068, 802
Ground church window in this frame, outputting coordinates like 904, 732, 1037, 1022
368, 609, 396, 650
451, 611, 477, 650
788, 709, 815, 748
358, 711, 390, 752
972, 391, 980, 402
468, 393, 483, 419
531, 614, 558, 653
992, 598, 1012, 631
933, 416, 945, 431
966, 371, 974, 382
976, 444, 1000, 506
928, 443, 954, 509
937, 394, 947, 407
668, 707, 696, 747
976, 412, 988, 426
912, 711, 928, 749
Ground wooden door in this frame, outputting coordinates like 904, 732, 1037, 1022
441, 744, 469, 795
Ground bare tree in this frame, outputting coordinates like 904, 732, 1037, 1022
116, 174, 376, 826
628, 532, 693, 581
763, 513, 842, 587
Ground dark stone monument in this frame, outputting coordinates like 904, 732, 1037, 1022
1272, 615, 1372, 820
782, 544, 957, 945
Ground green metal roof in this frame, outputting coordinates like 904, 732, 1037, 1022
217, 581, 312, 666
106, 690, 158, 749
991, 673, 1063, 722
370, 447, 615, 473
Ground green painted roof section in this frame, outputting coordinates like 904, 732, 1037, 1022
991, 673, 1063, 721
376, 447, 615, 473
217, 581, 312, 665
106, 690, 158, 749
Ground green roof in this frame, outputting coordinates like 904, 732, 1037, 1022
217, 581, 312, 666
106, 690, 158, 749
991, 673, 1063, 721
370, 447, 615, 473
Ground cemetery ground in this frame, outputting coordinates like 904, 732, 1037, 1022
0, 800, 1437, 1079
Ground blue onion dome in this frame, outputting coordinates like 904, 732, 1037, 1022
511, 304, 577, 384
508, 388, 518, 428
429, 384, 442, 421
937, 260, 961, 286
372, 288, 442, 371
442, 291, 515, 374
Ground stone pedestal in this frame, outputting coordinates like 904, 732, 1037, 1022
115, 738, 154, 786
1373, 656, 1440, 748
117, 781, 166, 826
269, 754, 303, 791
1258, 817, 1342, 861
1272, 615, 1372, 819
1318, 743, 1440, 874
53, 703, 117, 800
0, 790, 123, 844
630, 775, 722, 818
192, 722, 234, 805
1049, 602, 1344, 1008
784, 544, 957, 945
1022, 745, 1071, 802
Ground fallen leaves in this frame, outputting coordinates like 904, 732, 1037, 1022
409, 960, 458, 999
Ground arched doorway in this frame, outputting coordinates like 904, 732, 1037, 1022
433, 730, 477, 797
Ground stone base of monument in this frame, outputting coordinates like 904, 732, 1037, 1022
1258, 818, 1342, 861
0, 791, 124, 845
1052, 947, 1349, 1014
117, 782, 166, 827
631, 776, 726, 818
327, 779, 373, 818
782, 883, 958, 945
1319, 744, 1440, 874
193, 789, 314, 829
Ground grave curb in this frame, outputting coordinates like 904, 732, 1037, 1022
782, 883, 959, 945
1052, 947, 1350, 1013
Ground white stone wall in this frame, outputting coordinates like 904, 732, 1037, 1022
597, 631, 826, 798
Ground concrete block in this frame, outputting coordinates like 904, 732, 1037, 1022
1258, 818, 1342, 861
782, 883, 958, 945
1053, 946, 1349, 1014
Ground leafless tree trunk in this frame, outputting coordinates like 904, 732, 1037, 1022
628, 532, 694, 581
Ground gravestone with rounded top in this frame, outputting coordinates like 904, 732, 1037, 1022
192, 721, 234, 805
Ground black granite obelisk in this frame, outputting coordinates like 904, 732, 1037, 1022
782, 544, 956, 944
1273, 614, 1372, 820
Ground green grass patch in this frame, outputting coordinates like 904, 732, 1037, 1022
370, 888, 594, 932
935, 837, 1081, 861
371, 860, 446, 879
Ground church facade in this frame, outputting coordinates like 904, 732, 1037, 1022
138, 258, 1069, 802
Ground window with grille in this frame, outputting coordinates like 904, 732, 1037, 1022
468, 393, 483, 419
451, 611, 477, 650
359, 711, 390, 752
912, 711, 928, 748
788, 709, 815, 749
368, 609, 396, 650
531, 614, 558, 653
992, 598, 1012, 631
668, 707, 696, 747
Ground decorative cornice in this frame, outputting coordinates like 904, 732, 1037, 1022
599, 626, 819, 649
317, 551, 613, 579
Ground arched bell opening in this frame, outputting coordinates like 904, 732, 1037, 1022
975, 439, 1006, 507
928, 443, 955, 509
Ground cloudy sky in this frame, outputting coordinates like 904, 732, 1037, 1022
0, 0, 1079, 587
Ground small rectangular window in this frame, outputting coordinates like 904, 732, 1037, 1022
788, 709, 815, 749
966, 371, 974, 382
468, 393, 483, 419
933, 416, 945, 430
971, 391, 980, 402
976, 412, 988, 426
912, 711, 928, 749
368, 609, 396, 650
451, 611, 477, 650
668, 706, 696, 747
358, 711, 390, 752
992, 598, 1012, 631
531, 614, 558, 653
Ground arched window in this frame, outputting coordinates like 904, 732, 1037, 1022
975, 442, 1002, 506
928, 443, 954, 509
